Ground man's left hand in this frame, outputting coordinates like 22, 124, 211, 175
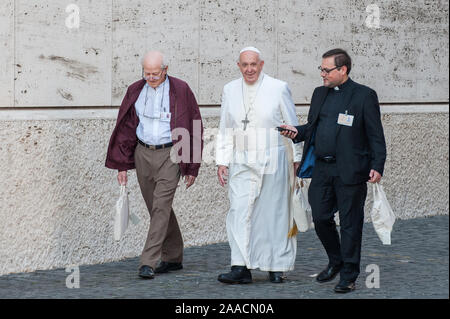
184, 175, 196, 189
368, 169, 382, 183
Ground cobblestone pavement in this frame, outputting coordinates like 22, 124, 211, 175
0, 215, 448, 299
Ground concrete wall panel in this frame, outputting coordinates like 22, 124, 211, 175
14, 0, 112, 107
0, 0, 14, 107
278, 0, 449, 103
111, 0, 200, 104
278, 0, 353, 103
348, 0, 449, 103
198, 0, 278, 104
3, 1, 448, 106
413, 0, 450, 101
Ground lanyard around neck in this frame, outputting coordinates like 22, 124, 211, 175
144, 79, 166, 113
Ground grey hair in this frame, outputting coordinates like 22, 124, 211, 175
140, 51, 167, 69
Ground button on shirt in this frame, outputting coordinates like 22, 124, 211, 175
134, 77, 172, 145
314, 79, 352, 158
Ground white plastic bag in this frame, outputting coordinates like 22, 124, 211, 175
370, 183, 395, 245
292, 178, 313, 232
114, 185, 129, 241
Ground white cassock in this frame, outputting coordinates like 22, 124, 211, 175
216, 73, 302, 272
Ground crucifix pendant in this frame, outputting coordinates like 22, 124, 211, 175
242, 116, 250, 131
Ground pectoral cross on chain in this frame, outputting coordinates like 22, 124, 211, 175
242, 115, 250, 131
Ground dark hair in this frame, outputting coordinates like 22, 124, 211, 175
322, 49, 352, 75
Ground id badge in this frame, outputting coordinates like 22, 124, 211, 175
337, 111, 354, 127
160, 112, 171, 122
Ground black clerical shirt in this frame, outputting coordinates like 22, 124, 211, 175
314, 78, 353, 159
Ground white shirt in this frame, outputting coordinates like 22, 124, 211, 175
242, 73, 264, 130
134, 77, 172, 145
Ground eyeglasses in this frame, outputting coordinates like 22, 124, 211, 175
318, 65, 340, 74
142, 67, 166, 81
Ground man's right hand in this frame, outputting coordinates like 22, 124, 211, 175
279, 124, 298, 139
217, 165, 228, 187
117, 171, 127, 186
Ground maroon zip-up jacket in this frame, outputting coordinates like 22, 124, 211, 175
105, 76, 203, 177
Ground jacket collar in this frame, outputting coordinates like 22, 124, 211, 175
334, 77, 353, 92
130, 77, 177, 111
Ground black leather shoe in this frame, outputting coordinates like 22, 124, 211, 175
316, 264, 342, 283
138, 265, 155, 279
334, 280, 356, 293
155, 261, 183, 274
218, 266, 252, 284
269, 272, 284, 283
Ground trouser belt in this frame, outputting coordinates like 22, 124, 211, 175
138, 139, 173, 150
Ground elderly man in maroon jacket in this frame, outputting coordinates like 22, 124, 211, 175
106, 51, 203, 279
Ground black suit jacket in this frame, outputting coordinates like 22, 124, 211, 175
294, 79, 386, 185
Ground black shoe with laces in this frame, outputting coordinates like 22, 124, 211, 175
155, 261, 183, 274
138, 265, 155, 279
334, 279, 356, 293
218, 266, 252, 284
316, 264, 342, 283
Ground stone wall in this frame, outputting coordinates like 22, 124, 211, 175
0, 106, 448, 275
0, 0, 448, 107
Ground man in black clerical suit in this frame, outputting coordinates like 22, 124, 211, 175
280, 48, 386, 293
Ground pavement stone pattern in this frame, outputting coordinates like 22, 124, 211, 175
0, 215, 448, 299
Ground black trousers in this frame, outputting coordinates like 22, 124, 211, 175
308, 160, 367, 282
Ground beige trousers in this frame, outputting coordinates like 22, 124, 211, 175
134, 143, 183, 269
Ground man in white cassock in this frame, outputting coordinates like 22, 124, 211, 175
216, 47, 302, 284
